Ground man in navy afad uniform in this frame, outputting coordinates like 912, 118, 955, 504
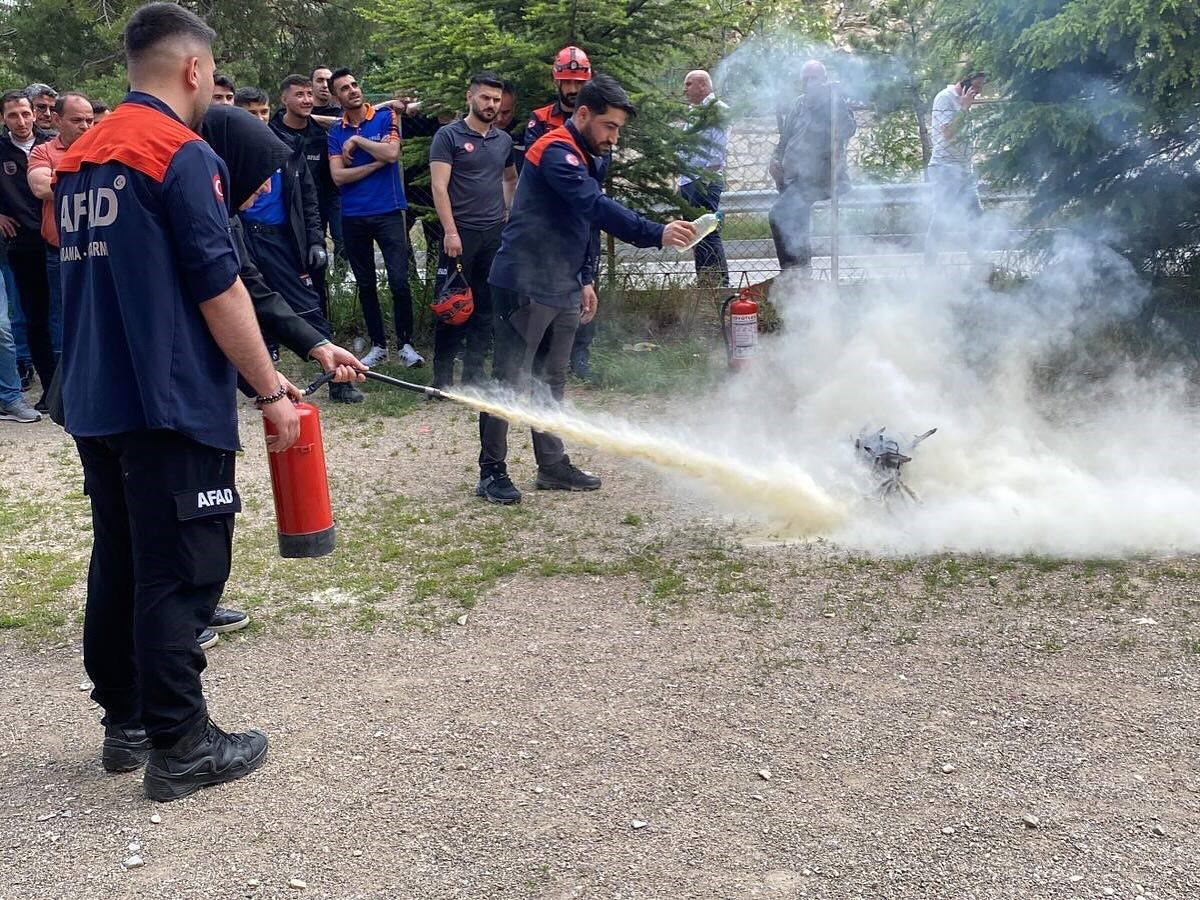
55, 2, 300, 802
478, 75, 694, 504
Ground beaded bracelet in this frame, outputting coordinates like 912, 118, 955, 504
254, 383, 288, 408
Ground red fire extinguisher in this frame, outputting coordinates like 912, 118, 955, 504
263, 401, 336, 558
721, 287, 759, 370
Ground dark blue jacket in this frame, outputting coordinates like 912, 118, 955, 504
489, 121, 664, 299
55, 93, 242, 450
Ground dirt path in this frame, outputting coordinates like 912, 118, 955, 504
2, 390, 1199, 899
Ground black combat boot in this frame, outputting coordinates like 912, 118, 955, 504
102, 721, 151, 773
143, 718, 268, 802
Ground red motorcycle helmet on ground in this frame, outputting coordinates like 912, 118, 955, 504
431, 260, 474, 325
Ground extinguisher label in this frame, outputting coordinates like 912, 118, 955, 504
174, 486, 242, 520
730, 313, 758, 359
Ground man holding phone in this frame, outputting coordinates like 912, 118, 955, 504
924, 70, 986, 264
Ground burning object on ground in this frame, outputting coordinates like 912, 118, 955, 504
854, 426, 937, 506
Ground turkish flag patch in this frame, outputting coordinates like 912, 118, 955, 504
212, 173, 225, 202
564, 153, 580, 167
463, 141, 475, 152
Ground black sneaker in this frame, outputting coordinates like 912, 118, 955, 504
143, 718, 269, 802
18, 361, 32, 392
32, 395, 49, 414
536, 456, 601, 491
198, 628, 219, 650
209, 607, 249, 633
102, 722, 151, 773
329, 381, 364, 403
476, 468, 521, 505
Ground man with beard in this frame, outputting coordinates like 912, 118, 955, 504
517, 46, 591, 170
26, 84, 58, 134
0, 90, 55, 410
428, 72, 517, 390
476, 75, 695, 504
327, 67, 423, 368
54, 1, 299, 801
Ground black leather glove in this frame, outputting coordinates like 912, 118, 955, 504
307, 245, 329, 271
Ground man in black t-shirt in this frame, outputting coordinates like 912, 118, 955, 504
428, 72, 516, 389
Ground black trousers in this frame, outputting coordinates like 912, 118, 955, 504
479, 290, 580, 472
318, 189, 344, 261
342, 211, 414, 348
76, 430, 238, 749
432, 223, 502, 388
243, 223, 331, 340
680, 179, 730, 287
7, 238, 56, 396
769, 184, 817, 270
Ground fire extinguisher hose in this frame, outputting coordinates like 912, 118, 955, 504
303, 370, 455, 402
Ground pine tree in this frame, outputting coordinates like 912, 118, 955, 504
363, 0, 716, 215
0, 0, 373, 104
936, 0, 1200, 274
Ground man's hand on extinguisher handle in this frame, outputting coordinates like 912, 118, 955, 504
309, 341, 368, 382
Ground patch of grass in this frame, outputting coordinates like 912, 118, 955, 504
588, 335, 716, 395
621, 512, 643, 527
1020, 554, 1067, 574
895, 627, 919, 645
0, 489, 89, 643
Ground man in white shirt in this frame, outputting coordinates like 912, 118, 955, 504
925, 71, 986, 263
678, 70, 730, 287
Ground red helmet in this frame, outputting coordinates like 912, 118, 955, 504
553, 46, 592, 82
430, 263, 474, 325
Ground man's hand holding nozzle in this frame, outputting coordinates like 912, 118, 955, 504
662, 220, 697, 249
309, 343, 368, 383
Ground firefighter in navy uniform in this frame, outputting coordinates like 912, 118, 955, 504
518, 46, 606, 376
54, 2, 302, 802
477, 75, 695, 504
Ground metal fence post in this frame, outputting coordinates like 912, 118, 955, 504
829, 82, 840, 286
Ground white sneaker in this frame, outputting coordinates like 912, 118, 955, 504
359, 345, 388, 367
398, 343, 425, 368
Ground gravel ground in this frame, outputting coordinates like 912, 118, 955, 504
1, 389, 1199, 899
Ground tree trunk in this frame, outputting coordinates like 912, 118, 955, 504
912, 97, 931, 172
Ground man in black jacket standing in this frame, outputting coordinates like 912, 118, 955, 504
233, 96, 362, 403
270, 75, 338, 320
0, 90, 55, 409
768, 60, 856, 274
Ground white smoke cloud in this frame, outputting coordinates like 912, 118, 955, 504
678, 236, 1200, 557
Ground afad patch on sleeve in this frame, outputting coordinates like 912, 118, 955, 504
564, 152, 581, 167
174, 486, 242, 521
211, 173, 225, 203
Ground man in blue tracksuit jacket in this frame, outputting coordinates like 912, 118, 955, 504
478, 74, 695, 505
